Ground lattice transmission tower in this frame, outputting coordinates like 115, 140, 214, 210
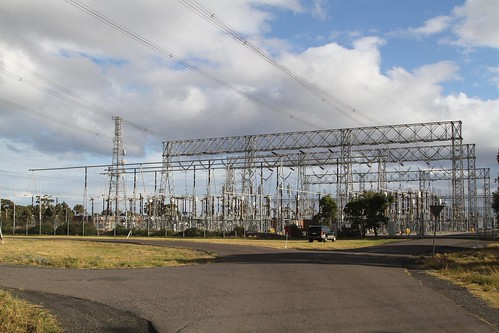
107, 116, 127, 226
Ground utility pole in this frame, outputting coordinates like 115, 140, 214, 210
13, 200, 16, 235
83, 167, 87, 236
90, 197, 95, 235
38, 195, 42, 235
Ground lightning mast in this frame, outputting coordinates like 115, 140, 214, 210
108, 116, 127, 227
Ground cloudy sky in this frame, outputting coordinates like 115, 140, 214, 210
1, 0, 498, 205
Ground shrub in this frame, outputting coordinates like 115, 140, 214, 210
181, 227, 205, 237
232, 225, 245, 237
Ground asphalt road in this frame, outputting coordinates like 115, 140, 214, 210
1, 237, 498, 333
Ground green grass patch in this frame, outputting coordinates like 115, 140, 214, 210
0, 238, 216, 269
423, 243, 499, 309
0, 289, 62, 333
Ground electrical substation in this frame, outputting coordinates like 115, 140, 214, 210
26, 117, 494, 237
29, 117, 493, 237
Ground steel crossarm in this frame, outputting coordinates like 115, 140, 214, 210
154, 144, 463, 172
133, 143, 470, 173
162, 120, 462, 157
306, 167, 488, 185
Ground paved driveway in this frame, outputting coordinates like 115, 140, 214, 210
1, 237, 498, 332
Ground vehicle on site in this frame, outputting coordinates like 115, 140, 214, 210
307, 225, 336, 242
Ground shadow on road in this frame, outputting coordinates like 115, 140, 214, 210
84, 236, 490, 270
220, 250, 410, 268
218, 240, 488, 268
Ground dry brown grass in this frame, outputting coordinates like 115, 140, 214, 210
0, 289, 62, 333
0, 237, 216, 269
423, 243, 499, 309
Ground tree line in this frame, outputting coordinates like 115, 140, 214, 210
0, 198, 87, 235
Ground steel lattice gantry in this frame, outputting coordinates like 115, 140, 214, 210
160, 120, 465, 228
306, 167, 488, 230
156, 143, 466, 170
306, 167, 488, 186
162, 121, 462, 156
156, 143, 471, 224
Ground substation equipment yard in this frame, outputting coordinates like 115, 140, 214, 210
31, 119, 495, 237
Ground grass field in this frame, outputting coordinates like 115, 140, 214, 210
0, 237, 216, 269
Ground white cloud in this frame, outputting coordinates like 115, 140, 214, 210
398, 0, 499, 50
311, 0, 327, 21
434, 92, 499, 157
280, 34, 499, 163
452, 0, 499, 48
410, 15, 451, 36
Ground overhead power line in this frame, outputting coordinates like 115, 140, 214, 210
0, 5, 159, 139
177, 0, 379, 126
0, 97, 113, 140
65, 0, 320, 130
1, 68, 156, 137
1, 69, 113, 118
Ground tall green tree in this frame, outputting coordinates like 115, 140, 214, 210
343, 191, 394, 237
1, 199, 39, 233
493, 193, 499, 220
1, 199, 15, 229
312, 195, 338, 228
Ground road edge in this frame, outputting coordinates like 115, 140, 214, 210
403, 258, 499, 331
